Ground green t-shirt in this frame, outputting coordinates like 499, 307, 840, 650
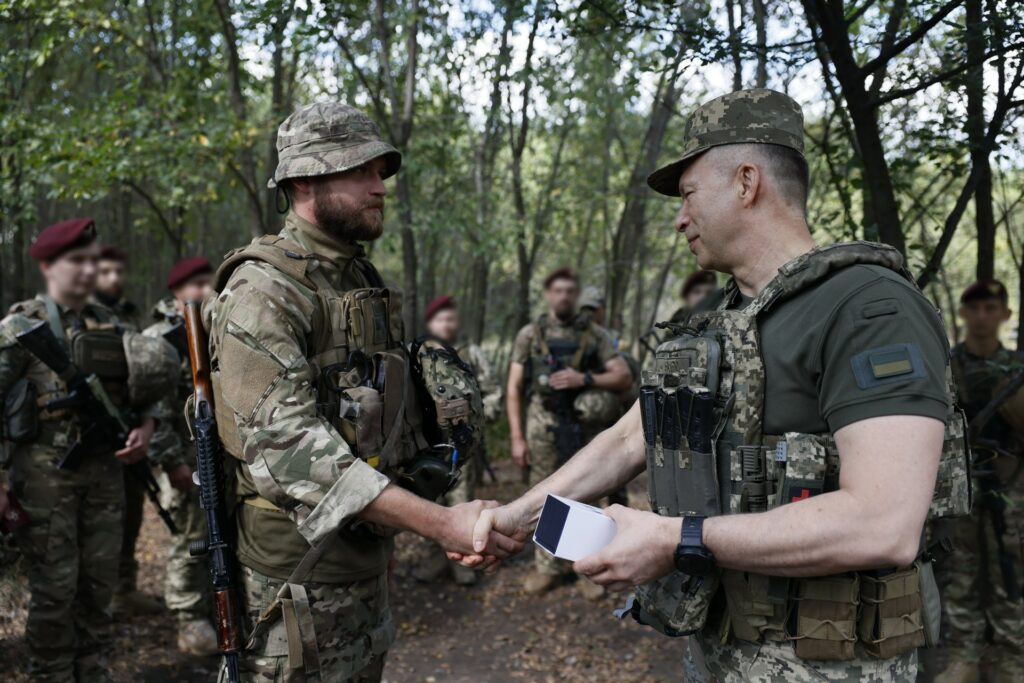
735, 264, 950, 435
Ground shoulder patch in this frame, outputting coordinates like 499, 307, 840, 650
850, 343, 926, 389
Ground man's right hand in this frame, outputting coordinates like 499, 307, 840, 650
447, 502, 533, 569
511, 436, 531, 468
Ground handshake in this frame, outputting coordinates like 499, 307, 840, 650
428, 496, 680, 590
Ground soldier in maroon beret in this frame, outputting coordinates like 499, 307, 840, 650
140, 255, 218, 654
1, 218, 158, 679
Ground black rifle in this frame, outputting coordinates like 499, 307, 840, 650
540, 343, 584, 467
13, 319, 178, 534
183, 300, 243, 683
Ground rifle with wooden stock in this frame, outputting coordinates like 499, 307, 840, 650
183, 300, 242, 683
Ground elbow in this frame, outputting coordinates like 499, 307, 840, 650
857, 521, 923, 570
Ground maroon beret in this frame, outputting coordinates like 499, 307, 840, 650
424, 295, 456, 323
98, 244, 127, 262
960, 279, 1008, 305
29, 217, 97, 261
167, 256, 213, 290
681, 270, 717, 298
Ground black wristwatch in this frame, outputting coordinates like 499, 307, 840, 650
583, 370, 594, 387
674, 516, 716, 577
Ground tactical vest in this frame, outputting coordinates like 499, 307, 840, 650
211, 234, 425, 473
526, 315, 601, 398
635, 242, 971, 661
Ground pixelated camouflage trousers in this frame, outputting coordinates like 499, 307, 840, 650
157, 473, 212, 621
223, 564, 395, 682
932, 475, 1024, 680
696, 634, 917, 682
10, 444, 123, 682
526, 404, 573, 576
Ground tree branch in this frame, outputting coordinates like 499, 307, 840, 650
860, 0, 964, 75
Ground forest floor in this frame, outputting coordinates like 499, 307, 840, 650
0, 460, 682, 683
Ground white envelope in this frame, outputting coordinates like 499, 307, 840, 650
532, 494, 618, 561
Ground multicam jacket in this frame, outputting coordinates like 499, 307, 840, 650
206, 211, 400, 582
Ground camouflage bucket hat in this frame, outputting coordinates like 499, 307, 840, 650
268, 102, 402, 189
647, 88, 804, 197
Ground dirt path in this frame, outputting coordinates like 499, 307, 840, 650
0, 462, 682, 682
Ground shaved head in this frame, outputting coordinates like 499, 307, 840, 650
708, 144, 809, 212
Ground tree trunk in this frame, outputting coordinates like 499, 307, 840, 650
752, 0, 768, 87
726, 0, 743, 90
608, 67, 680, 326
264, 4, 295, 234
965, 0, 995, 280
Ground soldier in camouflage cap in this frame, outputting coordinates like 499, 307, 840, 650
466, 89, 969, 683
207, 103, 520, 682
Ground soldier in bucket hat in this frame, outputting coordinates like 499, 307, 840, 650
463, 89, 969, 682
205, 103, 522, 682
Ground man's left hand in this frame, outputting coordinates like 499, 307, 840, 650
549, 368, 585, 391
115, 417, 156, 464
573, 505, 679, 592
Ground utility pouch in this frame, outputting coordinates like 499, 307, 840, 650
721, 570, 789, 643
918, 560, 942, 648
633, 570, 721, 636
344, 289, 393, 355
857, 565, 926, 658
792, 574, 859, 661
70, 329, 128, 382
667, 388, 719, 517
778, 433, 835, 507
337, 386, 384, 467
928, 407, 972, 519
640, 385, 669, 513
679, 386, 714, 454
3, 378, 39, 444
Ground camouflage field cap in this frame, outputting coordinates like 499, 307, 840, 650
647, 88, 804, 197
268, 102, 401, 189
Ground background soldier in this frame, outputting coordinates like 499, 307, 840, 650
470, 89, 969, 682
668, 269, 717, 323
142, 256, 219, 655
0, 218, 158, 681
506, 268, 632, 597
935, 279, 1023, 683
94, 244, 163, 616
206, 102, 518, 682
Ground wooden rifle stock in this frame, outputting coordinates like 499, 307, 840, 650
183, 300, 243, 683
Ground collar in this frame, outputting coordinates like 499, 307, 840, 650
281, 211, 365, 264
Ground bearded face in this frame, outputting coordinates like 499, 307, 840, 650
312, 180, 385, 242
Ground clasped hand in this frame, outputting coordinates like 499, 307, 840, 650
439, 500, 529, 571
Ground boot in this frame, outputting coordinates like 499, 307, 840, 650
411, 550, 450, 583
522, 571, 561, 595
576, 577, 606, 601
451, 563, 478, 586
932, 660, 981, 683
177, 618, 220, 656
112, 590, 163, 617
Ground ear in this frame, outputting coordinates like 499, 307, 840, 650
736, 162, 761, 208
289, 178, 314, 197
1002, 306, 1012, 322
957, 305, 967, 320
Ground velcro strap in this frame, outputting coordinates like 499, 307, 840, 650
861, 570, 919, 603
796, 576, 860, 603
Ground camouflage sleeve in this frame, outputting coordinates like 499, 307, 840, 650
213, 262, 390, 545
0, 317, 30, 400
592, 325, 618, 366
467, 344, 502, 423
510, 324, 533, 365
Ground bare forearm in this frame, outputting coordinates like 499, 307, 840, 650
592, 358, 632, 392
359, 484, 448, 542
506, 388, 524, 440
513, 406, 646, 526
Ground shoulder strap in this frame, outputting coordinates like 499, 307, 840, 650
750, 241, 909, 315
533, 317, 551, 357
571, 326, 594, 370
42, 295, 67, 349
214, 235, 320, 293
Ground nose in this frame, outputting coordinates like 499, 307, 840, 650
371, 173, 387, 197
674, 203, 690, 233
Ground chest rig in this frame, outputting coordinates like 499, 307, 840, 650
212, 235, 426, 474
526, 315, 601, 398
634, 242, 971, 661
